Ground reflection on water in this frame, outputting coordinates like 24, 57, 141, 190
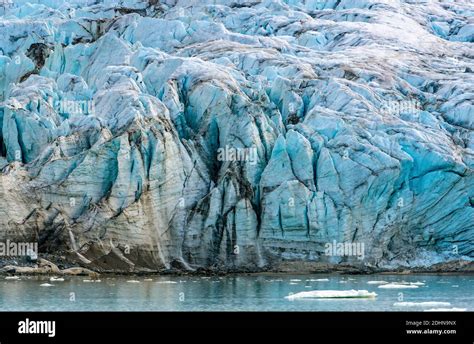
0, 274, 472, 311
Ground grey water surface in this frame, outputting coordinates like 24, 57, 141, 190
0, 274, 471, 311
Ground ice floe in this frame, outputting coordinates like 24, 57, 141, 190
155, 281, 178, 284
367, 281, 388, 285
393, 302, 451, 307
378, 283, 419, 289
285, 290, 377, 300
408, 282, 425, 286
424, 308, 467, 312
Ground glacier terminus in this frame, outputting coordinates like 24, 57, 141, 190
0, 0, 473, 273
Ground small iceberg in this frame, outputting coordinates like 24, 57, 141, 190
156, 281, 177, 284
50, 277, 65, 282
424, 308, 466, 312
83, 279, 101, 283
367, 281, 388, 285
127, 280, 140, 283
379, 283, 419, 289
307, 278, 329, 282
394, 302, 451, 307
5, 276, 20, 280
290, 279, 302, 282
40, 283, 53, 287
409, 282, 425, 286
143, 278, 153, 282
285, 290, 377, 300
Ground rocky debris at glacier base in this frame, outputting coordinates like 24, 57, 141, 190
0, 0, 473, 273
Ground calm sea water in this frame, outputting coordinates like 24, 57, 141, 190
0, 274, 472, 311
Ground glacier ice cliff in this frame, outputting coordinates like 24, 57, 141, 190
0, 0, 473, 272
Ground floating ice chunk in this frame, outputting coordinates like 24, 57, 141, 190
290, 279, 302, 282
143, 278, 153, 282
83, 279, 101, 283
5, 276, 20, 280
156, 281, 177, 284
285, 290, 377, 300
40, 283, 53, 287
424, 308, 467, 312
307, 278, 329, 282
378, 283, 419, 289
127, 280, 140, 283
394, 302, 451, 307
50, 277, 65, 282
367, 281, 388, 285
391, 281, 425, 286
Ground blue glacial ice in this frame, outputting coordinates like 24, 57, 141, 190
0, 0, 473, 272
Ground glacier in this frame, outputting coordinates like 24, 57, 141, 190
0, 0, 473, 273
